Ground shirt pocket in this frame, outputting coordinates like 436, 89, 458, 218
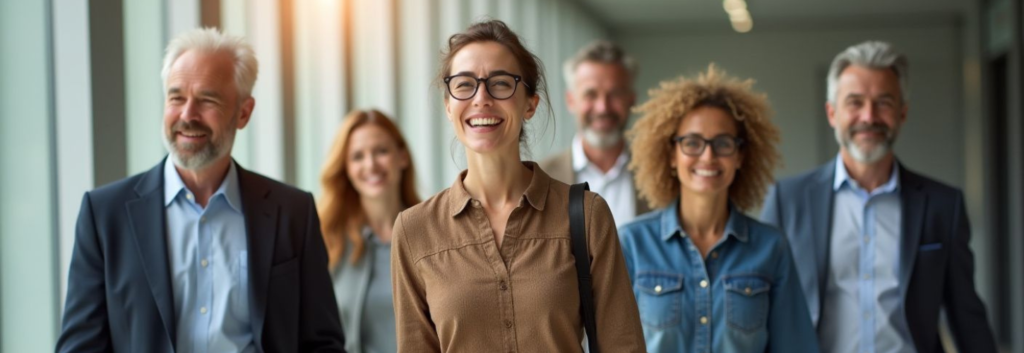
723, 275, 771, 333
635, 272, 684, 329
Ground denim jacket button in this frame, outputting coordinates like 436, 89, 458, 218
654, 285, 663, 293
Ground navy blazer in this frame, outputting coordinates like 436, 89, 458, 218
56, 159, 346, 352
760, 160, 996, 353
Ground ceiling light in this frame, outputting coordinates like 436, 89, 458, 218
723, 0, 746, 13
731, 18, 753, 33
722, 0, 753, 33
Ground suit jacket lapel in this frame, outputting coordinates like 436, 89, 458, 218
807, 160, 836, 327
353, 240, 374, 348
238, 164, 280, 346
126, 161, 176, 347
899, 167, 926, 301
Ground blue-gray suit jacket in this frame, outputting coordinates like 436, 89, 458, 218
56, 159, 347, 352
761, 160, 996, 353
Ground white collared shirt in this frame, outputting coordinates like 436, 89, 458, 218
572, 135, 637, 226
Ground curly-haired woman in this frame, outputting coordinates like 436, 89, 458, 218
618, 65, 819, 352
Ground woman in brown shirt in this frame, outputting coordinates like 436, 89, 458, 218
391, 20, 645, 352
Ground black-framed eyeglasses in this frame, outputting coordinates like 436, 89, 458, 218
671, 134, 744, 157
444, 73, 526, 101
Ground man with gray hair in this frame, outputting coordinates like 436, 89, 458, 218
57, 28, 346, 352
761, 41, 996, 352
540, 40, 650, 226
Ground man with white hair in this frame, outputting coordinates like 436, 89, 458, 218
761, 41, 996, 352
540, 40, 650, 226
57, 28, 346, 352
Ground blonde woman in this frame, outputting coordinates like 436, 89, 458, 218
619, 66, 818, 352
319, 109, 420, 353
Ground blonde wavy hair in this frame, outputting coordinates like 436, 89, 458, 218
627, 64, 780, 211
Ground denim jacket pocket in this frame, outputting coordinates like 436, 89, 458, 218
724, 275, 771, 333
635, 272, 684, 329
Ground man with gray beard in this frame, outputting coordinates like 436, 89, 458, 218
761, 41, 996, 353
540, 40, 650, 226
57, 28, 346, 352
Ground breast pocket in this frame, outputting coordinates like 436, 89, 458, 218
724, 275, 771, 333
635, 272, 684, 329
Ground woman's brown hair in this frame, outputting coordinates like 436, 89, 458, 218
627, 64, 781, 211
437, 19, 553, 146
318, 109, 420, 267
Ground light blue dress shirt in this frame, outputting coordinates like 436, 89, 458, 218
164, 159, 254, 353
820, 156, 914, 353
618, 201, 819, 353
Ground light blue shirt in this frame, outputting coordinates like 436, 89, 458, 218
164, 159, 254, 353
820, 156, 914, 353
618, 201, 819, 353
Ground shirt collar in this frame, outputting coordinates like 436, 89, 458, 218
832, 154, 900, 193
448, 161, 551, 217
163, 157, 243, 212
571, 134, 630, 174
658, 199, 749, 243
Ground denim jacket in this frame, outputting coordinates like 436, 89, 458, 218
618, 201, 819, 352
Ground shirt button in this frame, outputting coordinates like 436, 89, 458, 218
200, 306, 208, 314
700, 280, 708, 288
863, 274, 871, 280
710, 251, 718, 259
504, 320, 513, 328
700, 316, 708, 325
744, 287, 752, 295
186, 193, 194, 201
201, 259, 208, 267
499, 281, 508, 291
200, 216, 206, 223
863, 236, 870, 244
654, 285, 663, 293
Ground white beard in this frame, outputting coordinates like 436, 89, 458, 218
583, 128, 622, 150
834, 126, 893, 164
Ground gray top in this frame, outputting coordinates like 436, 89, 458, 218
331, 226, 396, 353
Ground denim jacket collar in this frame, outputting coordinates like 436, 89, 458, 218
659, 199, 749, 243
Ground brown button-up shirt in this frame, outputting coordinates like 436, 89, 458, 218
391, 162, 646, 352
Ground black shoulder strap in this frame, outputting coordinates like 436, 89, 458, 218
569, 182, 600, 353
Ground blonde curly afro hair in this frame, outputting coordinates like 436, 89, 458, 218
627, 64, 780, 211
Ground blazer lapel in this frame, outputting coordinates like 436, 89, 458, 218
353, 239, 375, 349
126, 161, 176, 347
806, 160, 836, 327
899, 168, 926, 301
238, 164, 280, 346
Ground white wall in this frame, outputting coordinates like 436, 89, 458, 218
615, 23, 965, 188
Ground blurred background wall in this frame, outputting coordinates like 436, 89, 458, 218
1, 0, 1022, 351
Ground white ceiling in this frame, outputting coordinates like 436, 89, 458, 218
573, 0, 969, 33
